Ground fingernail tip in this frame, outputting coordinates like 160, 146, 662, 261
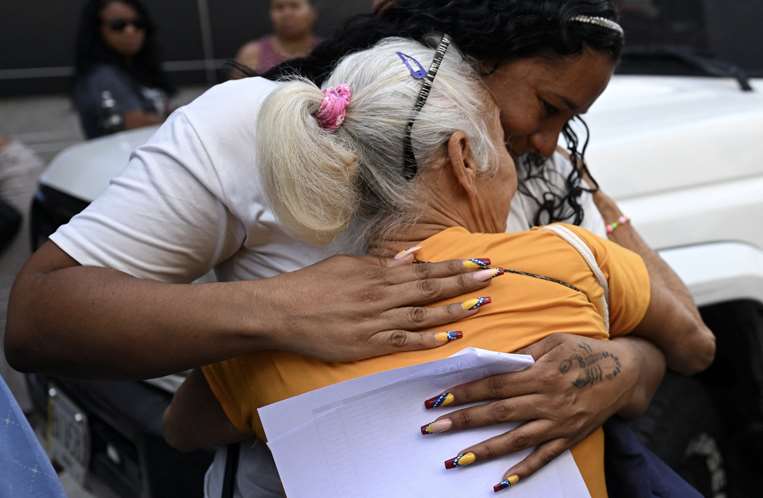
394, 246, 421, 259
424, 392, 452, 409
465, 258, 492, 269
448, 330, 463, 341
493, 481, 510, 492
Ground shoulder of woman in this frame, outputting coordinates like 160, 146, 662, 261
183, 77, 280, 122
177, 77, 282, 168
236, 40, 263, 61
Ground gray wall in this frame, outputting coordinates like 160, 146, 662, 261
0, 0, 371, 96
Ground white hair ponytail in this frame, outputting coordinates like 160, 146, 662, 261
258, 38, 496, 246
257, 78, 359, 244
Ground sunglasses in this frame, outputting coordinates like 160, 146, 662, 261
104, 18, 147, 32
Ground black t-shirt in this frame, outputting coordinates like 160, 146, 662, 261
73, 64, 168, 139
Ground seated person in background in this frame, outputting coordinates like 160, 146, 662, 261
165, 38, 714, 496
232, 0, 319, 77
73, 0, 175, 139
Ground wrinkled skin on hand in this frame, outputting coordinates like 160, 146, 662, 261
422, 333, 647, 482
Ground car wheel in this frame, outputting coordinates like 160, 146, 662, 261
629, 372, 728, 498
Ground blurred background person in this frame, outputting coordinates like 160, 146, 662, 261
232, 0, 319, 77
372, 0, 394, 13
0, 136, 44, 413
73, 0, 176, 139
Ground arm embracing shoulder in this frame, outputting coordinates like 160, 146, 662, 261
164, 369, 252, 452
590, 191, 716, 375
577, 225, 715, 375
5, 110, 251, 377
631, 277, 716, 375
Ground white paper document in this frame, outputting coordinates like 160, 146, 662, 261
259, 348, 592, 498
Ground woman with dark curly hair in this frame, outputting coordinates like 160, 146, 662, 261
73, 0, 175, 138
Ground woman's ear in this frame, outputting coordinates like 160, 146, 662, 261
446, 131, 479, 197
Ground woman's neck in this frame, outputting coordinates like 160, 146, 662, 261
370, 221, 462, 259
369, 197, 487, 258
368, 163, 510, 258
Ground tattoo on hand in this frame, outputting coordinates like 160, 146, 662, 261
559, 343, 622, 389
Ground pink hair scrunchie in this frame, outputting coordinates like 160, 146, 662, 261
315, 84, 352, 132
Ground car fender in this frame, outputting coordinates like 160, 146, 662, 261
658, 241, 763, 307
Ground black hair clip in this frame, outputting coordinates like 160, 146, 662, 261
401, 34, 452, 181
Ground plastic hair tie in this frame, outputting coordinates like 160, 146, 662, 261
569, 15, 625, 37
315, 84, 352, 132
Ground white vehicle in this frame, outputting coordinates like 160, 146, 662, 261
27, 5, 763, 498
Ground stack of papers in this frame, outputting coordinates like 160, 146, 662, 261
259, 348, 591, 498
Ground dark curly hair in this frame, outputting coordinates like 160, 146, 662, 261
259, 0, 623, 227
74, 0, 175, 95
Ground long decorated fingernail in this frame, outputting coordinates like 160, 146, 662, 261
420, 418, 453, 435
464, 258, 492, 269
394, 245, 422, 260
473, 268, 504, 282
435, 330, 463, 343
424, 392, 454, 409
445, 452, 477, 469
462, 296, 492, 311
493, 475, 520, 492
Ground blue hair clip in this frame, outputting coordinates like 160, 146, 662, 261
396, 51, 427, 80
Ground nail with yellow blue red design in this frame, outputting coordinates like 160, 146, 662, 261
493, 475, 520, 492
463, 258, 492, 270
462, 296, 492, 311
444, 452, 477, 469
435, 330, 463, 344
424, 391, 455, 409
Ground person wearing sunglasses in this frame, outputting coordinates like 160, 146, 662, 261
73, 0, 175, 139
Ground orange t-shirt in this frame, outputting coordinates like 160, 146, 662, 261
203, 224, 650, 498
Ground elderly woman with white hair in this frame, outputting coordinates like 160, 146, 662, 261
165, 37, 714, 496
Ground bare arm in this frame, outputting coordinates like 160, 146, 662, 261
612, 335, 666, 417
231, 42, 261, 79
594, 191, 716, 374
6, 242, 279, 378
5, 241, 495, 379
163, 369, 249, 452
123, 110, 164, 130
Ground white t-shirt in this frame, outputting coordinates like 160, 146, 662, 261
50, 77, 605, 498
52, 77, 348, 287
508, 153, 605, 235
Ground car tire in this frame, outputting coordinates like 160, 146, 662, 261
630, 300, 763, 498
629, 372, 728, 498
697, 300, 763, 497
